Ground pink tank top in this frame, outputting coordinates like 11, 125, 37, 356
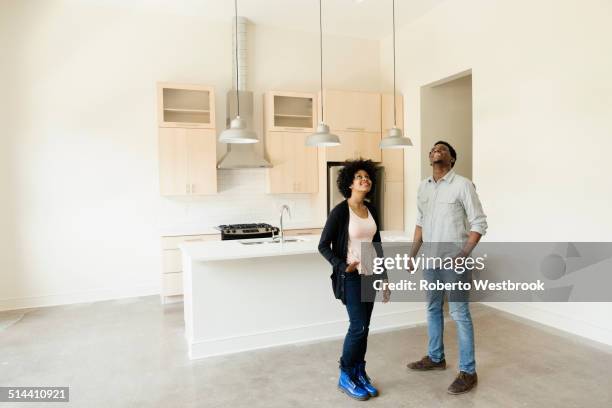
346, 205, 377, 275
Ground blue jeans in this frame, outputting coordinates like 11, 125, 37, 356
340, 274, 376, 370
424, 268, 476, 374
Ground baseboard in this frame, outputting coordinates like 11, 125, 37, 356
188, 308, 427, 359
483, 302, 612, 349
0, 285, 160, 312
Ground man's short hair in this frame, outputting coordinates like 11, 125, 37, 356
434, 140, 457, 168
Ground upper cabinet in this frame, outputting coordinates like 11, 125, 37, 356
265, 91, 316, 132
158, 128, 217, 196
325, 131, 382, 163
322, 90, 381, 133
158, 83, 216, 128
382, 93, 404, 134
265, 132, 318, 194
381, 93, 404, 182
264, 91, 318, 194
157, 82, 217, 196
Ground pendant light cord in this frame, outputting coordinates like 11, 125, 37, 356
235, 0, 240, 117
392, 0, 397, 127
319, 0, 324, 123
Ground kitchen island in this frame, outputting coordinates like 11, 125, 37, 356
179, 232, 425, 359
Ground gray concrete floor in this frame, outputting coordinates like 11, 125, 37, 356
1, 297, 611, 408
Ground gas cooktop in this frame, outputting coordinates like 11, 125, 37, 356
216, 223, 279, 240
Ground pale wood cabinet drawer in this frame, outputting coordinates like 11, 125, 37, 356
162, 250, 182, 273
162, 272, 183, 297
161, 234, 219, 250
160, 234, 219, 303
284, 228, 323, 236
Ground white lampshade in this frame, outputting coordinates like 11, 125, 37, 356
379, 126, 413, 149
305, 123, 340, 147
218, 116, 258, 144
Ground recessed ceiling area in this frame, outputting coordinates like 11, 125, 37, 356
67, 0, 448, 39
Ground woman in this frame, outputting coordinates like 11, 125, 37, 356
318, 158, 391, 401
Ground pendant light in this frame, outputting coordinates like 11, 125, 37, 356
305, 0, 340, 147
219, 0, 258, 144
380, 0, 413, 149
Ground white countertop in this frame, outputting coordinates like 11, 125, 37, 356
179, 230, 410, 262
160, 221, 325, 237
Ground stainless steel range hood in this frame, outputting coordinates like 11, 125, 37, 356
217, 16, 271, 169
217, 90, 271, 169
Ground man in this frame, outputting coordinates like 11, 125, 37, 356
406, 141, 487, 394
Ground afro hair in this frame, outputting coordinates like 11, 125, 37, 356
336, 158, 378, 199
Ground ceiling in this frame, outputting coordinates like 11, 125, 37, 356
71, 0, 447, 39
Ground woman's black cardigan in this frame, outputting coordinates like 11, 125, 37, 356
318, 199, 388, 304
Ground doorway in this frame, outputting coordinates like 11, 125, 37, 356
420, 70, 473, 179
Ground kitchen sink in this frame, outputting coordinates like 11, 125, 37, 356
239, 237, 308, 245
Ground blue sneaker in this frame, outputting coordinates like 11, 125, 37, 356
355, 361, 379, 397
338, 367, 370, 401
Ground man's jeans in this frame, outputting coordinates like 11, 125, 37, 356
424, 268, 476, 374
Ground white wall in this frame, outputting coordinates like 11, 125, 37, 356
4, 0, 611, 350
0, 0, 381, 310
380, 0, 612, 345
420, 74, 473, 179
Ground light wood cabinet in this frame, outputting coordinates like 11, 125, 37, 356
265, 91, 316, 132
383, 181, 404, 231
382, 148, 404, 182
323, 90, 381, 132
160, 234, 220, 303
158, 128, 217, 196
162, 273, 183, 298
266, 132, 318, 193
325, 130, 381, 162
158, 83, 215, 128
284, 228, 323, 236
264, 91, 318, 194
381, 93, 404, 182
382, 93, 404, 134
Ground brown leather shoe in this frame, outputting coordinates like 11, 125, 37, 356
407, 355, 446, 371
447, 371, 478, 394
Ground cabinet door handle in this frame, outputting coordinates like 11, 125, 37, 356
347, 127, 365, 131
186, 184, 190, 194
191, 184, 195, 193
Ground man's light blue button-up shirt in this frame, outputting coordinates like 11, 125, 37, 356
416, 169, 487, 244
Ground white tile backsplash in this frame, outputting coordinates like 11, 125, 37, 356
159, 168, 323, 233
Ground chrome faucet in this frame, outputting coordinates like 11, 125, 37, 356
279, 204, 291, 243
